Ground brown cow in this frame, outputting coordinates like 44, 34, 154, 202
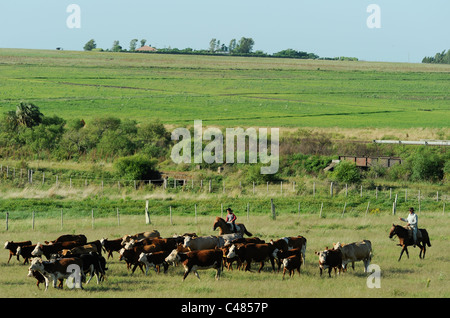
31, 241, 82, 259
45, 234, 87, 245
282, 254, 302, 280
28, 257, 85, 291
315, 247, 342, 277
4, 240, 32, 263
121, 230, 160, 246
60, 244, 98, 256
227, 243, 278, 273
164, 248, 223, 281
271, 236, 307, 266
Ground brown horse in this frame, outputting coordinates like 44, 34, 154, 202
389, 224, 431, 261
213, 217, 253, 237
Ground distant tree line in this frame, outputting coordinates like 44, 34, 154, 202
82, 38, 357, 61
422, 49, 450, 64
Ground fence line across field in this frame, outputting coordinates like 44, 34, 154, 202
3, 197, 447, 231
0, 167, 446, 203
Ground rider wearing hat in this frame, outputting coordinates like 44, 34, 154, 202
226, 208, 237, 233
399, 207, 418, 246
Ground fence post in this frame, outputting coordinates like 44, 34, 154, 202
145, 200, 150, 224
319, 202, 323, 218
271, 199, 276, 220
330, 182, 333, 197
418, 190, 421, 213
342, 202, 347, 217
365, 201, 370, 217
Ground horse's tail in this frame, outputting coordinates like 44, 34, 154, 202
421, 229, 431, 247
242, 225, 253, 237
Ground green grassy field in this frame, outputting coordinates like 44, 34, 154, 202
0, 214, 448, 298
1, 49, 449, 129
0, 49, 448, 299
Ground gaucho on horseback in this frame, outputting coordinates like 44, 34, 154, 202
398, 207, 419, 246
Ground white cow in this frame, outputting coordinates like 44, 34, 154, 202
333, 240, 372, 272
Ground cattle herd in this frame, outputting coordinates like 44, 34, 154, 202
3, 228, 373, 291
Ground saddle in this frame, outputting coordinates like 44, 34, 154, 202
405, 226, 422, 241
228, 223, 241, 233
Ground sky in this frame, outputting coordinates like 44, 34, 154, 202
0, 0, 448, 63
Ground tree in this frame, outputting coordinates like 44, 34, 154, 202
15, 102, 43, 128
229, 39, 237, 53
129, 39, 138, 51
140, 39, 147, 47
235, 37, 255, 54
83, 39, 97, 51
112, 40, 122, 52
209, 38, 217, 53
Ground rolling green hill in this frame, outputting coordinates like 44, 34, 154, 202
1, 48, 449, 129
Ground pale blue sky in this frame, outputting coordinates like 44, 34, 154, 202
0, 0, 448, 62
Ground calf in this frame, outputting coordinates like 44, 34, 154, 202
271, 236, 307, 266
165, 249, 223, 281
315, 248, 342, 277
119, 244, 160, 274
138, 251, 171, 275
100, 238, 122, 259
282, 254, 302, 280
28, 257, 84, 291
220, 245, 242, 271
4, 240, 32, 263
227, 243, 278, 273
332, 240, 372, 272
275, 248, 302, 272
61, 243, 98, 257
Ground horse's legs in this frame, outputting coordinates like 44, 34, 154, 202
399, 246, 408, 261
418, 242, 425, 259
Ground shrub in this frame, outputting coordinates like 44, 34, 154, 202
331, 161, 361, 184
114, 154, 161, 180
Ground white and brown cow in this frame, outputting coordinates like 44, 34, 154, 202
165, 248, 223, 281
332, 240, 372, 272
315, 248, 342, 277
4, 240, 32, 263
27, 257, 85, 291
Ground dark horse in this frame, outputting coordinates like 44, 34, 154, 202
213, 217, 253, 237
389, 224, 431, 261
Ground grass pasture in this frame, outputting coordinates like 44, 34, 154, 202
0, 49, 449, 129
0, 213, 448, 298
